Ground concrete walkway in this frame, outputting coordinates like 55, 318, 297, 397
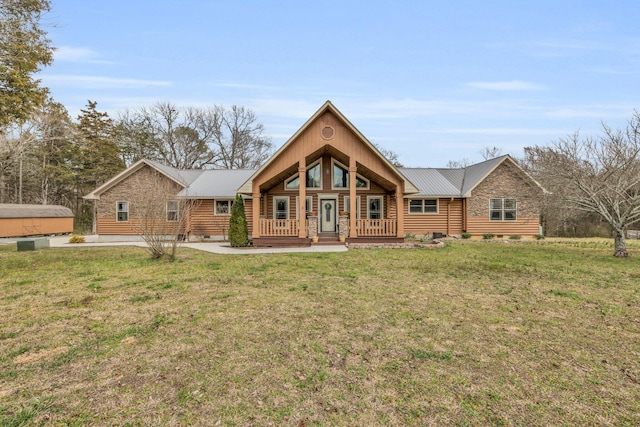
1, 235, 348, 254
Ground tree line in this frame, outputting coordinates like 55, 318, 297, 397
2, 0, 639, 256
0, 99, 274, 230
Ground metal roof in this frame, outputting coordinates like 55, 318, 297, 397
460, 156, 507, 196
177, 169, 257, 198
0, 204, 74, 218
145, 159, 204, 186
398, 168, 462, 196
398, 156, 514, 197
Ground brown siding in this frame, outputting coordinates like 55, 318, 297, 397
403, 198, 464, 236
189, 198, 253, 238
466, 217, 540, 236
263, 155, 390, 220
0, 217, 74, 238
254, 112, 404, 191
467, 161, 542, 236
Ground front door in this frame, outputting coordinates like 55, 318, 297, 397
320, 199, 336, 233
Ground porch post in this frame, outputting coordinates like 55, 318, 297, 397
298, 162, 307, 238
349, 158, 357, 238
252, 188, 261, 239
396, 185, 405, 238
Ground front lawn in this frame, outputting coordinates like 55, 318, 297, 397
1, 239, 639, 426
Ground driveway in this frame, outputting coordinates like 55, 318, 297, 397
1, 235, 348, 254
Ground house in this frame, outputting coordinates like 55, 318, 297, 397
0, 204, 74, 238
84, 101, 545, 245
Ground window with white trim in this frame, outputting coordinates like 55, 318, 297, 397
490, 198, 517, 221
274, 197, 289, 219
331, 160, 369, 190
166, 200, 179, 221
116, 201, 128, 222
285, 161, 322, 190
408, 199, 438, 214
344, 195, 361, 218
295, 196, 313, 219
367, 196, 383, 219
215, 199, 233, 215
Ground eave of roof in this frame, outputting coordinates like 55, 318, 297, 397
83, 159, 203, 200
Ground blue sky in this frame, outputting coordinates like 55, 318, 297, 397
40, 1, 640, 167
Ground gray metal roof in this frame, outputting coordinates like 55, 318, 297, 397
399, 168, 462, 196
398, 156, 510, 197
0, 204, 74, 218
177, 169, 257, 198
460, 156, 507, 196
145, 159, 204, 186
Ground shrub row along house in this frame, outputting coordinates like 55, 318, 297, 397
84, 101, 546, 246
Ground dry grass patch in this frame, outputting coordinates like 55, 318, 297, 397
0, 239, 639, 425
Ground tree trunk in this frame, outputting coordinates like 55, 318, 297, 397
614, 231, 628, 258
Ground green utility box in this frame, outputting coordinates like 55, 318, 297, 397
17, 237, 50, 251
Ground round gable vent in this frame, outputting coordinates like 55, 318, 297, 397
321, 126, 335, 140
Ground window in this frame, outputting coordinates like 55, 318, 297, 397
490, 198, 517, 221
215, 199, 233, 215
332, 160, 369, 189
295, 196, 313, 219
274, 197, 289, 220
408, 199, 438, 214
344, 196, 361, 218
116, 201, 128, 222
285, 161, 322, 190
367, 196, 383, 219
166, 200, 179, 221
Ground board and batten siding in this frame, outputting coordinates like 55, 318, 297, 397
403, 198, 464, 236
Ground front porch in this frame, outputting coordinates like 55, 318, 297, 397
252, 216, 403, 247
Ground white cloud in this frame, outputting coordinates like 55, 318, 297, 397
466, 80, 547, 91
41, 74, 172, 89
54, 46, 114, 64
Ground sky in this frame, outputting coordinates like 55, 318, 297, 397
39, 0, 640, 167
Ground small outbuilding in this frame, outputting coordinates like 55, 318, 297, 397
0, 204, 74, 238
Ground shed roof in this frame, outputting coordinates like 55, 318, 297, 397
0, 204, 74, 218
177, 169, 257, 198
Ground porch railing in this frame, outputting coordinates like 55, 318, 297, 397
355, 219, 397, 237
260, 219, 299, 237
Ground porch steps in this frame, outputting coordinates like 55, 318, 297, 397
313, 236, 344, 246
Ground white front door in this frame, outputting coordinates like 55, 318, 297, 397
320, 199, 336, 232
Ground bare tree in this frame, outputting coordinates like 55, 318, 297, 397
116, 103, 272, 170
128, 172, 200, 260
213, 105, 272, 169
373, 143, 403, 167
445, 158, 472, 168
528, 113, 640, 257
480, 145, 503, 160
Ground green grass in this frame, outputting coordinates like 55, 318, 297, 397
1, 239, 639, 426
